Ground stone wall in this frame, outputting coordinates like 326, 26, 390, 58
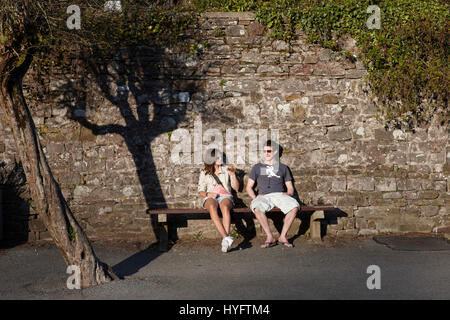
0, 12, 448, 243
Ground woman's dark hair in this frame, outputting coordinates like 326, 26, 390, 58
203, 148, 223, 175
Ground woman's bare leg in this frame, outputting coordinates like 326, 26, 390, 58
204, 199, 227, 238
219, 198, 233, 235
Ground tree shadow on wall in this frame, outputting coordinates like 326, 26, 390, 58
61, 44, 207, 278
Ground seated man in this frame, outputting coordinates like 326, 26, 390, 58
246, 140, 300, 248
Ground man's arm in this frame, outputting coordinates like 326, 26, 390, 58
246, 178, 257, 199
284, 180, 295, 197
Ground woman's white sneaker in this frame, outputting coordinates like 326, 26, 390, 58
221, 236, 234, 253
221, 237, 228, 252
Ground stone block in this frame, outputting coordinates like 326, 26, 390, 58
241, 50, 264, 64
45, 143, 65, 154
360, 102, 378, 115
375, 178, 396, 192
374, 128, 393, 141
290, 64, 313, 76
29, 219, 47, 232
429, 152, 446, 165
239, 20, 252, 25
396, 179, 415, 191
409, 153, 427, 164
257, 65, 283, 74
272, 40, 288, 51
226, 25, 246, 37
312, 62, 332, 75
56, 172, 81, 186
398, 223, 432, 232
73, 185, 92, 198
347, 177, 375, 191
403, 207, 421, 216
317, 94, 339, 104
392, 199, 407, 207
337, 193, 369, 207
327, 126, 352, 141
354, 207, 374, 218
382, 192, 402, 199
303, 55, 318, 64
420, 206, 440, 217
222, 79, 259, 92
358, 229, 378, 235
248, 21, 266, 36
331, 176, 347, 192
345, 69, 367, 79
79, 127, 96, 142
407, 165, 431, 178
393, 129, 407, 140
337, 229, 358, 236
418, 191, 439, 199
285, 93, 302, 102
318, 48, 333, 61
38, 231, 52, 241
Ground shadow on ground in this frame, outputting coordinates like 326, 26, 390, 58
112, 243, 162, 278
373, 235, 450, 251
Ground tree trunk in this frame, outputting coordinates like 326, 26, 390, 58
0, 53, 117, 288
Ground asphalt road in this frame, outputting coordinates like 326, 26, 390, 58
0, 236, 449, 300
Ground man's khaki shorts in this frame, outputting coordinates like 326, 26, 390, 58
250, 192, 300, 214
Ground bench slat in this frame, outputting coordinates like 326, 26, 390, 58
148, 205, 335, 215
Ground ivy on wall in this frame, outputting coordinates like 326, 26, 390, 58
192, 0, 449, 128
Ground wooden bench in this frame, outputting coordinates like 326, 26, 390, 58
148, 205, 335, 251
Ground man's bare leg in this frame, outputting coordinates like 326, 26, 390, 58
278, 207, 298, 247
253, 208, 276, 247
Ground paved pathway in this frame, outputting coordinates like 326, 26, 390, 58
0, 236, 449, 300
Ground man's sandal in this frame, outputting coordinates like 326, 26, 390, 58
261, 241, 277, 248
277, 241, 294, 248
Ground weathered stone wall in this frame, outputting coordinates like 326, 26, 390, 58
0, 12, 448, 242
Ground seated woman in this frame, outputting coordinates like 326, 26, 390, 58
198, 148, 239, 253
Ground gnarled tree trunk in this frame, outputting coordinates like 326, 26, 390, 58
0, 52, 117, 288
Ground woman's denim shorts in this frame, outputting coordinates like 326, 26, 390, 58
202, 195, 234, 209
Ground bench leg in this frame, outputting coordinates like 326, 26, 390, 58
158, 222, 169, 252
310, 210, 325, 240
157, 214, 169, 252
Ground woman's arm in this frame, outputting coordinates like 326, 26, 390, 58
198, 171, 217, 198
230, 171, 239, 192
198, 191, 218, 198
